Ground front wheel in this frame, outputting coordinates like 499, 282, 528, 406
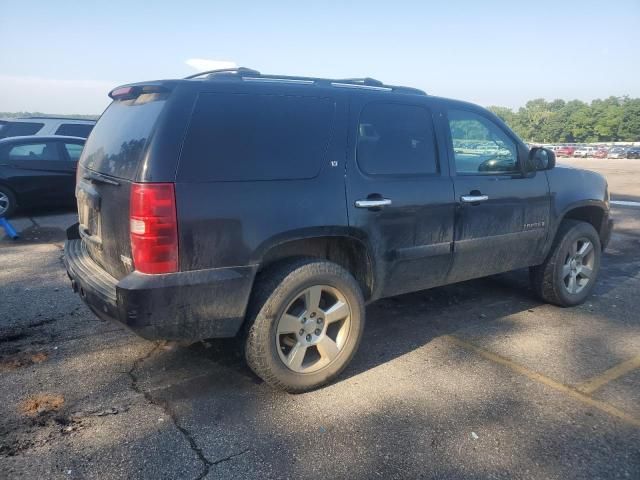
530, 220, 601, 306
245, 259, 365, 393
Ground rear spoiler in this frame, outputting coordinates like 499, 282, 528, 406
108, 84, 169, 100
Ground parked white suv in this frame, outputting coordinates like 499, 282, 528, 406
573, 146, 597, 158
0, 117, 95, 139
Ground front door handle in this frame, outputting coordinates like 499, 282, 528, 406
460, 195, 489, 204
355, 198, 392, 208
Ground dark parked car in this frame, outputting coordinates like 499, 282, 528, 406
626, 147, 640, 159
0, 136, 84, 217
64, 68, 613, 392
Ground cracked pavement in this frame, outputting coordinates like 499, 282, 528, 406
1, 159, 639, 479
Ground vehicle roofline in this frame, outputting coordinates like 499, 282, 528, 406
112, 75, 428, 96
0, 135, 86, 143
12, 117, 96, 122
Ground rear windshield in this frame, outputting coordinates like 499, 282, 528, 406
80, 93, 167, 179
0, 121, 44, 139
178, 92, 335, 182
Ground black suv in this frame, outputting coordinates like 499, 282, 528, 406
64, 68, 613, 392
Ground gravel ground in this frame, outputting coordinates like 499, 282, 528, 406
1, 159, 639, 479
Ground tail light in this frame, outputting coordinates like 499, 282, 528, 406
130, 183, 178, 274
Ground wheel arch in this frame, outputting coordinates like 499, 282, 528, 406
254, 229, 376, 301
548, 201, 609, 254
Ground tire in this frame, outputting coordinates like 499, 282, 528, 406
245, 258, 365, 393
530, 220, 601, 307
0, 186, 17, 218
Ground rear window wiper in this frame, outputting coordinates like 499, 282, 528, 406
83, 170, 120, 186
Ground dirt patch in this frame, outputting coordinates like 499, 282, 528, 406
19, 393, 64, 417
0, 351, 49, 372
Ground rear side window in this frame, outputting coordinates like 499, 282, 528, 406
0, 122, 44, 139
8, 142, 61, 160
178, 93, 335, 182
64, 143, 84, 161
357, 103, 438, 175
55, 123, 94, 138
80, 93, 167, 179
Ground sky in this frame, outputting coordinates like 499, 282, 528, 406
1, 0, 639, 115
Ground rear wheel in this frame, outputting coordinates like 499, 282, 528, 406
530, 220, 601, 306
0, 186, 17, 218
245, 258, 365, 393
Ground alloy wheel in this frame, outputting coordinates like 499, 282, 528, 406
275, 285, 351, 373
562, 237, 595, 294
0, 191, 9, 216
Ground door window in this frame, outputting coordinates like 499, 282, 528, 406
447, 109, 518, 174
8, 142, 61, 160
55, 123, 94, 138
357, 103, 438, 175
0, 122, 44, 139
64, 143, 84, 161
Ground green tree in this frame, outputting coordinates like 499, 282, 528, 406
485, 97, 640, 143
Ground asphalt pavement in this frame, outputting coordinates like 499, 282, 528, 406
1, 159, 639, 479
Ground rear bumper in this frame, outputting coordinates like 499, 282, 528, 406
63, 233, 257, 341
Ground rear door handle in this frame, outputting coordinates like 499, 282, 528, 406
460, 195, 489, 203
355, 198, 392, 208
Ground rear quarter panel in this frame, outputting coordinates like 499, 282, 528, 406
175, 87, 350, 270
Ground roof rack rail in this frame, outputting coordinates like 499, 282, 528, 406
332, 77, 384, 87
184, 68, 426, 95
184, 67, 261, 79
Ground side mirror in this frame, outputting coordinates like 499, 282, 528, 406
529, 147, 556, 171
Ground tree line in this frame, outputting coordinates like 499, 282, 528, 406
488, 97, 640, 144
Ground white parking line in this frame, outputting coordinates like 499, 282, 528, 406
611, 200, 640, 207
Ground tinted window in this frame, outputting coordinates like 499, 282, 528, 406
0, 122, 44, 139
357, 103, 438, 175
55, 123, 94, 138
179, 93, 335, 182
64, 143, 84, 161
8, 142, 61, 160
448, 109, 518, 174
80, 93, 167, 179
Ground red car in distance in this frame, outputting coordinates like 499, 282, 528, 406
593, 148, 608, 159
555, 146, 575, 157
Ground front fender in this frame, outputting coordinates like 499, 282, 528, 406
543, 166, 610, 254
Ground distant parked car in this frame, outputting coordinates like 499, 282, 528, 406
573, 146, 597, 158
593, 148, 608, 159
626, 147, 640, 159
0, 117, 95, 140
555, 146, 575, 157
608, 147, 628, 159
0, 136, 84, 217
